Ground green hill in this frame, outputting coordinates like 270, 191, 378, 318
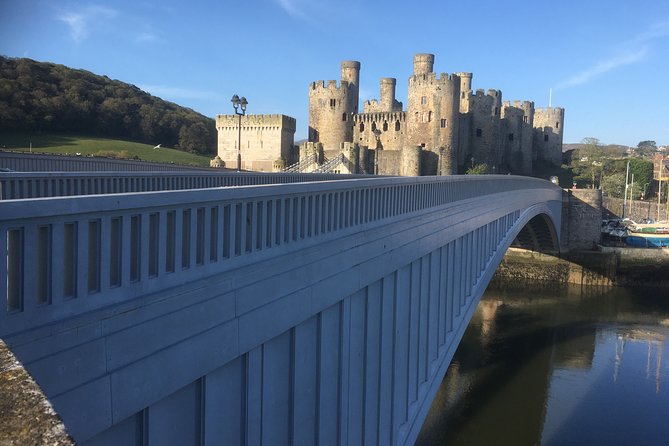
0, 56, 216, 155
1, 132, 212, 167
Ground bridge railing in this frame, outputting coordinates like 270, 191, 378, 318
0, 171, 367, 200
0, 175, 561, 336
0, 151, 210, 173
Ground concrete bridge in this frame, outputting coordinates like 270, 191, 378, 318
0, 172, 562, 445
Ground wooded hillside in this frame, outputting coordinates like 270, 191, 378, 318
0, 56, 216, 154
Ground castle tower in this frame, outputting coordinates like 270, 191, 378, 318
502, 100, 534, 175
456, 72, 473, 113
533, 107, 565, 167
216, 114, 296, 172
469, 89, 503, 169
413, 54, 435, 76
406, 54, 460, 174
308, 60, 361, 150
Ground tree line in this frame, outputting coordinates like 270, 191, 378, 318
569, 137, 656, 200
0, 56, 216, 154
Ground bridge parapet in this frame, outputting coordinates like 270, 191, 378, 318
0, 176, 560, 338
0, 171, 366, 200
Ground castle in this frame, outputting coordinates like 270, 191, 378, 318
216, 53, 564, 176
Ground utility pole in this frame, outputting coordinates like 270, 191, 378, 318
623, 160, 630, 219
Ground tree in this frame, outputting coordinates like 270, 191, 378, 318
637, 140, 657, 156
628, 158, 654, 198
601, 172, 626, 198
571, 138, 604, 188
466, 163, 489, 175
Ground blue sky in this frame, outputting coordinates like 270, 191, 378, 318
1, 0, 668, 146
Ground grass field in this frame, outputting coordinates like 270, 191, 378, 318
0, 132, 213, 167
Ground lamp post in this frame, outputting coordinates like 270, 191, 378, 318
231, 94, 248, 172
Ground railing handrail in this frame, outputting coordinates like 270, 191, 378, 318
283, 153, 318, 173
0, 169, 369, 200
314, 153, 345, 173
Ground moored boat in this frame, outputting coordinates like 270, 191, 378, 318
625, 232, 669, 247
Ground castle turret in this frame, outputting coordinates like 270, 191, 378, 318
308, 60, 361, 150
456, 72, 473, 113
340, 61, 360, 114
413, 54, 435, 76
380, 78, 396, 111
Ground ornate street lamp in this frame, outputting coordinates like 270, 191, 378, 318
231, 94, 248, 172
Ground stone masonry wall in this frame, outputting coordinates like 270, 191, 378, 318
216, 114, 296, 171
561, 188, 603, 252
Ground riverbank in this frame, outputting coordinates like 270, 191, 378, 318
492, 247, 669, 288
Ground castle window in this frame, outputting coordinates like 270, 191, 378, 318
330, 99, 336, 107
421, 96, 427, 105
428, 111, 432, 122
440, 118, 447, 128
508, 133, 514, 141
395, 120, 400, 131
415, 112, 420, 122
494, 107, 499, 116
360, 123, 365, 132
523, 116, 528, 123
342, 113, 347, 121
476, 128, 482, 137
383, 121, 388, 131
371, 122, 377, 131
556, 122, 559, 129
544, 134, 549, 142
461, 92, 465, 99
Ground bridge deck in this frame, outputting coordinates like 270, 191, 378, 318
0, 175, 562, 445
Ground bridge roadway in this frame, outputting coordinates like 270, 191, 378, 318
0, 174, 562, 445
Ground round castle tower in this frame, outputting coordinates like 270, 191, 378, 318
501, 100, 535, 175
308, 61, 360, 150
534, 107, 565, 167
406, 54, 460, 170
380, 78, 396, 111
413, 54, 435, 76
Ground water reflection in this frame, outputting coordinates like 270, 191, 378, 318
417, 283, 669, 446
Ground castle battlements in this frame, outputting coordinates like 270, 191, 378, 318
216, 114, 296, 131
535, 107, 565, 116
503, 100, 534, 109
408, 72, 460, 87
309, 80, 354, 94
353, 111, 407, 123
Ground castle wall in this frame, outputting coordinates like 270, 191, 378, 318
533, 107, 565, 166
353, 112, 406, 151
216, 114, 296, 172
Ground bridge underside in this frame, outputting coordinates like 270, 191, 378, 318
511, 214, 560, 253
0, 177, 562, 445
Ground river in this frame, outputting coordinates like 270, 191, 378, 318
417, 283, 669, 446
